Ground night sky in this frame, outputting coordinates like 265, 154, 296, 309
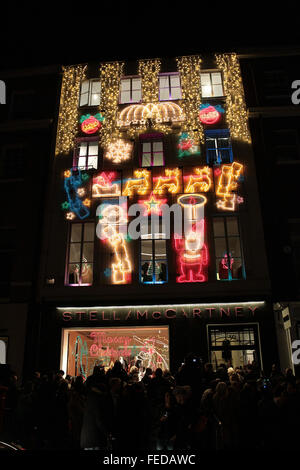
1, 13, 300, 70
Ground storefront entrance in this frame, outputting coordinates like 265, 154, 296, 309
207, 323, 262, 370
61, 326, 169, 378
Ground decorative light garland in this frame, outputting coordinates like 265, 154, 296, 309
176, 56, 204, 144
215, 53, 251, 143
100, 62, 124, 147
138, 58, 161, 103
55, 65, 87, 156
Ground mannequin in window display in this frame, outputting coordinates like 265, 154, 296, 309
219, 253, 234, 280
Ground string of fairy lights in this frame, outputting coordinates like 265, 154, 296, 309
54, 54, 251, 157
176, 55, 204, 145
215, 53, 252, 143
55, 65, 87, 156
99, 61, 124, 147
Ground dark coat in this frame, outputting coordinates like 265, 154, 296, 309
80, 387, 112, 450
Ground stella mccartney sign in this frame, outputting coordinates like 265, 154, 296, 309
57, 302, 264, 323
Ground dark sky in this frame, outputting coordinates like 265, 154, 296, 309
1, 13, 300, 70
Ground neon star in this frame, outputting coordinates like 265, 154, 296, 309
61, 201, 70, 210
139, 192, 167, 215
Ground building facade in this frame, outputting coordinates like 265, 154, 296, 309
0, 65, 60, 382
239, 48, 300, 375
32, 54, 278, 379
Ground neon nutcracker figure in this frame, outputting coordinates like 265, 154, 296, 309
215, 162, 243, 211
174, 194, 208, 283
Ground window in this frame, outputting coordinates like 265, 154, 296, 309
66, 222, 94, 286
205, 129, 233, 165
213, 216, 245, 280
74, 139, 99, 169
140, 217, 168, 284
79, 79, 101, 107
201, 72, 224, 98
0, 145, 26, 179
159, 73, 182, 101
0, 337, 8, 364
140, 135, 164, 167
120, 77, 142, 104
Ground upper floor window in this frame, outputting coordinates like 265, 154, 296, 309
66, 222, 94, 286
140, 134, 164, 167
205, 129, 233, 165
79, 79, 101, 107
201, 72, 224, 98
159, 73, 182, 101
74, 138, 99, 170
213, 216, 245, 281
120, 77, 142, 104
140, 217, 168, 284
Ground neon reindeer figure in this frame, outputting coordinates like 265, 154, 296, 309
64, 168, 90, 219
184, 167, 212, 193
123, 169, 151, 197
153, 168, 181, 195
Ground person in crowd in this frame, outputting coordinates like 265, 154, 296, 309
106, 361, 128, 386
142, 368, 153, 387
67, 375, 86, 449
212, 381, 240, 449
80, 375, 112, 451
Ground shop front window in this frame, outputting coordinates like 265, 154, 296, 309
61, 326, 170, 379
208, 325, 260, 370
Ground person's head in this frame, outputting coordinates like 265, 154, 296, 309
285, 368, 294, 378
145, 368, 152, 376
155, 368, 163, 378
173, 385, 192, 405
204, 363, 213, 373
215, 381, 228, 397
227, 367, 234, 376
57, 370, 65, 378
109, 377, 122, 393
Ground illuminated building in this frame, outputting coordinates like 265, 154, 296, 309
25, 52, 283, 380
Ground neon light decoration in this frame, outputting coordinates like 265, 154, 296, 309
199, 104, 224, 125
117, 102, 185, 127
104, 139, 133, 164
184, 167, 212, 193
92, 171, 121, 198
153, 168, 181, 195
215, 162, 244, 211
177, 132, 201, 158
63, 168, 90, 220
98, 201, 131, 284
80, 113, 105, 135
123, 169, 151, 197
175, 194, 208, 283
138, 192, 167, 216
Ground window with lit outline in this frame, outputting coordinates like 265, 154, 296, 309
66, 222, 95, 286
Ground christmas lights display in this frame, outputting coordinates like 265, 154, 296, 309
63, 168, 91, 220
153, 168, 181, 195
55, 65, 87, 155
100, 61, 124, 147
117, 102, 185, 128
215, 53, 251, 143
177, 132, 201, 158
174, 195, 208, 283
98, 201, 132, 284
199, 104, 224, 125
92, 171, 121, 198
176, 56, 204, 145
80, 113, 105, 134
123, 169, 152, 197
104, 139, 133, 164
138, 192, 167, 216
184, 167, 213, 193
215, 162, 244, 211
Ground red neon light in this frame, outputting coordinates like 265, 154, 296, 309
81, 116, 102, 134
199, 105, 221, 125
174, 219, 209, 283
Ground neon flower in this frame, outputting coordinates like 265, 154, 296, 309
83, 198, 91, 207
66, 212, 76, 220
77, 188, 86, 197
61, 201, 70, 210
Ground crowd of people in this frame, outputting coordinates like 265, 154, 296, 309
0, 356, 299, 451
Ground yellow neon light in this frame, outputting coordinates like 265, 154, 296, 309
184, 167, 212, 193
99, 205, 131, 284
153, 168, 181, 195
123, 169, 151, 197
216, 162, 243, 211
